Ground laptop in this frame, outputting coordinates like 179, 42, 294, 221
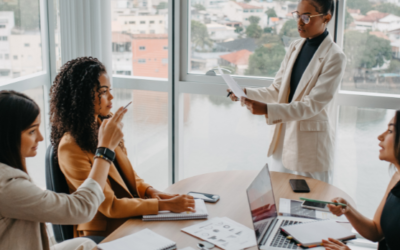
246, 164, 321, 250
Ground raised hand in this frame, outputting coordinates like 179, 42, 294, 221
98, 107, 126, 150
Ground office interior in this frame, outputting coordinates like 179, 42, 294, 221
0, 0, 399, 244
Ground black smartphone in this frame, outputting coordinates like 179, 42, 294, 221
187, 191, 220, 203
289, 179, 310, 193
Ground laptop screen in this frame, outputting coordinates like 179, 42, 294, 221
246, 164, 278, 243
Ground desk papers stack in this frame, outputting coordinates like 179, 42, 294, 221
97, 228, 176, 250
143, 199, 208, 221
182, 217, 256, 250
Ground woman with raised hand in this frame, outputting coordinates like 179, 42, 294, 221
324, 111, 400, 250
228, 0, 345, 183
0, 90, 126, 250
50, 57, 195, 238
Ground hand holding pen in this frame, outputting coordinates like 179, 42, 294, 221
327, 197, 350, 216
227, 88, 247, 102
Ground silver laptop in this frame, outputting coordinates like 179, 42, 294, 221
246, 164, 319, 250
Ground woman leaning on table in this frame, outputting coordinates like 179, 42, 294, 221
324, 110, 400, 250
0, 90, 126, 250
228, 0, 346, 183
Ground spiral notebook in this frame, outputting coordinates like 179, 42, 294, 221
97, 228, 176, 250
143, 199, 208, 221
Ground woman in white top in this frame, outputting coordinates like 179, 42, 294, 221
0, 90, 126, 250
228, 0, 346, 183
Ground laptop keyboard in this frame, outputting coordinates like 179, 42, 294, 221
270, 220, 302, 249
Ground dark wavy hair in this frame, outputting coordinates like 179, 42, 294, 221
50, 57, 107, 157
0, 90, 40, 172
394, 110, 400, 165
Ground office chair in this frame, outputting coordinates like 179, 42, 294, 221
45, 145, 105, 244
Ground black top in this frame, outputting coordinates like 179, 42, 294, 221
380, 180, 400, 250
288, 29, 329, 103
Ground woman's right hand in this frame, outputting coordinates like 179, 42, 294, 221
98, 107, 127, 151
159, 194, 196, 213
327, 197, 350, 216
227, 88, 246, 102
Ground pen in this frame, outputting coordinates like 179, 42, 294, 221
227, 91, 233, 97
124, 101, 132, 109
300, 197, 347, 207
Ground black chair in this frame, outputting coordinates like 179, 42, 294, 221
45, 145, 105, 244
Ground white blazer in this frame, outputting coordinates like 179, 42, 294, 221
246, 35, 346, 172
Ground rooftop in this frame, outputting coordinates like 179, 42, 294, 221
357, 11, 389, 22
234, 2, 263, 10
112, 32, 132, 43
216, 38, 257, 52
220, 49, 252, 65
131, 34, 168, 39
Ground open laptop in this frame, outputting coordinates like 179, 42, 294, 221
246, 164, 320, 250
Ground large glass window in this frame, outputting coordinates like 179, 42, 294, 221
111, 0, 169, 79
341, 0, 400, 95
0, 0, 43, 81
188, 0, 299, 78
333, 106, 395, 218
112, 89, 169, 190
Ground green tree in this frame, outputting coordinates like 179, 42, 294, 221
235, 26, 244, 33
245, 44, 286, 77
256, 34, 282, 47
388, 59, 400, 73
346, 0, 372, 15
265, 8, 277, 18
156, 1, 168, 10
193, 3, 206, 11
263, 27, 274, 34
248, 16, 261, 25
0, 0, 40, 31
279, 19, 299, 38
376, 3, 400, 16
344, 31, 392, 70
345, 9, 354, 30
191, 20, 213, 51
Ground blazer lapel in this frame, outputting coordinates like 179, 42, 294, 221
114, 146, 138, 195
278, 39, 306, 104
291, 35, 334, 102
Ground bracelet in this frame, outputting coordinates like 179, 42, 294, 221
94, 154, 113, 164
95, 147, 115, 162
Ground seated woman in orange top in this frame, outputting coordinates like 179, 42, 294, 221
50, 57, 195, 237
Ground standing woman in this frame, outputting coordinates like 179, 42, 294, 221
228, 0, 345, 183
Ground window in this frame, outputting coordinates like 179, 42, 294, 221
150, 20, 155, 24
139, 46, 146, 50
0, 54, 2, 59
163, 46, 168, 50
150, 30, 155, 34
162, 58, 168, 64
138, 58, 146, 63
13, 55, 18, 60
24, 43, 30, 47
129, 21, 135, 24
340, 1, 400, 95
140, 21, 146, 24
4, 54, 9, 59
1, 36, 7, 41
160, 20, 163, 24
0, 69, 10, 76
0, 25, 5, 28
188, 0, 299, 78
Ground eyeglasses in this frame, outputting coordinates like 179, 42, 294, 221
291, 11, 324, 24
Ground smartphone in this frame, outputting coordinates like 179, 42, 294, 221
289, 179, 310, 193
301, 200, 330, 212
187, 191, 220, 203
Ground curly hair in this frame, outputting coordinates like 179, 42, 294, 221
50, 57, 107, 157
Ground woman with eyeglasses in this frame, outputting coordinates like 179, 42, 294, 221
228, 0, 345, 183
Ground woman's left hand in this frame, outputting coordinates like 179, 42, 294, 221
240, 97, 268, 115
146, 187, 179, 200
322, 238, 351, 250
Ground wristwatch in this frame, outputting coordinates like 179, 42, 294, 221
94, 147, 115, 163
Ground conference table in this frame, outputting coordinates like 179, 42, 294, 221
101, 170, 355, 249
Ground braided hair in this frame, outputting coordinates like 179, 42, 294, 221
50, 57, 107, 157
304, 0, 335, 16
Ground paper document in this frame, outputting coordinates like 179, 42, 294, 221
143, 199, 208, 221
97, 228, 176, 250
279, 198, 348, 222
182, 217, 256, 250
218, 66, 247, 99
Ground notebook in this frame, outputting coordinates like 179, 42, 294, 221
280, 220, 356, 247
143, 199, 208, 221
97, 228, 176, 250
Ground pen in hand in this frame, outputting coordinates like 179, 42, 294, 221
227, 91, 233, 98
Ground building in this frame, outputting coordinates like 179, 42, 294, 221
112, 32, 133, 75
131, 34, 168, 78
206, 23, 237, 43
222, 1, 264, 27
0, 11, 14, 79
113, 13, 167, 34
354, 11, 400, 32
219, 49, 252, 75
